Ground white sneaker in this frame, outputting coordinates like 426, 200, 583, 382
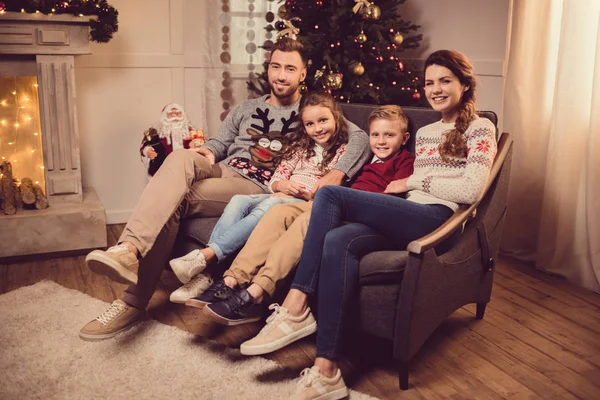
290, 366, 348, 400
169, 249, 207, 284
170, 273, 213, 304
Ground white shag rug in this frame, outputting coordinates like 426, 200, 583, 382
0, 281, 378, 400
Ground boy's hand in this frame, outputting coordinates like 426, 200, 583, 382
384, 178, 409, 194
192, 147, 215, 165
273, 180, 307, 197
312, 169, 345, 193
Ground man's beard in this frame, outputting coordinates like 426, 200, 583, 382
271, 80, 299, 100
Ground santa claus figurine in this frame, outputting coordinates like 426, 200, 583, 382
140, 103, 204, 176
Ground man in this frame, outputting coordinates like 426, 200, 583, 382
79, 38, 371, 341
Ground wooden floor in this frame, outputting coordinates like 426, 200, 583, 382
1, 224, 599, 399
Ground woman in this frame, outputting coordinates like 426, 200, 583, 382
244, 50, 498, 400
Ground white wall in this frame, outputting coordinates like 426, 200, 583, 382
75, 0, 511, 224
399, 0, 511, 126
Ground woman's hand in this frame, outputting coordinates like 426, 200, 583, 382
384, 178, 409, 194
272, 180, 308, 198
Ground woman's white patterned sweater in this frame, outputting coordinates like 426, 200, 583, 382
406, 117, 497, 211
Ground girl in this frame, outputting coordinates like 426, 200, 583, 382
168, 91, 349, 304
241, 50, 498, 400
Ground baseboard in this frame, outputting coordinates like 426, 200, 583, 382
106, 209, 133, 225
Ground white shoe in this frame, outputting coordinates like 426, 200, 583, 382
170, 274, 213, 304
169, 249, 207, 284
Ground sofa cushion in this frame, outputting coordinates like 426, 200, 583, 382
358, 250, 408, 285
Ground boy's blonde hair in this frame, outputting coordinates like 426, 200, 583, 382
368, 105, 409, 133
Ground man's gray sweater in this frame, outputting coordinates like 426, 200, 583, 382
202, 94, 370, 191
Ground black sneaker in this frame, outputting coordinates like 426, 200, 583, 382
185, 280, 236, 309
203, 288, 262, 326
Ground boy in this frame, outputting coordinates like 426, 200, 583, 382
182, 105, 415, 334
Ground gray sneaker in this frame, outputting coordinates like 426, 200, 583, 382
86, 244, 139, 285
79, 299, 145, 341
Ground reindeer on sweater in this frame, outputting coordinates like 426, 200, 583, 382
228, 107, 299, 185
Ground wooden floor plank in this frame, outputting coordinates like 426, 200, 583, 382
491, 285, 600, 358
494, 272, 600, 334
496, 256, 600, 308
456, 307, 599, 399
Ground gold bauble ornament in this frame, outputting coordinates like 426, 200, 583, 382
350, 62, 365, 76
300, 82, 308, 93
392, 32, 404, 45
361, 4, 381, 20
325, 73, 343, 90
355, 30, 367, 43
277, 5, 291, 20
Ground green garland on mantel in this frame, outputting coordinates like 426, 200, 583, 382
0, 0, 118, 43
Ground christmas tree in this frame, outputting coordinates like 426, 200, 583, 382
249, 0, 423, 105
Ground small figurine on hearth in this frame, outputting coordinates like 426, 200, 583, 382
0, 161, 18, 215
140, 103, 205, 176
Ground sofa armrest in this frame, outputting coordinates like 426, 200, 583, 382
407, 132, 513, 254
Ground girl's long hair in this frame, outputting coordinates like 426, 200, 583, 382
281, 91, 349, 170
424, 50, 477, 161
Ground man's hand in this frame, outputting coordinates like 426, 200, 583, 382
272, 180, 308, 198
146, 147, 157, 160
192, 147, 215, 165
311, 169, 345, 194
384, 178, 409, 194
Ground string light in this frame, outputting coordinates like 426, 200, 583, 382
1, 76, 45, 192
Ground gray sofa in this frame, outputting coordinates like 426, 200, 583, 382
176, 104, 514, 390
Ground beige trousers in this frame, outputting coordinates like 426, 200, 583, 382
223, 201, 314, 296
120, 149, 265, 309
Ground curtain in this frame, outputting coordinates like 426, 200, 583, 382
501, 0, 600, 292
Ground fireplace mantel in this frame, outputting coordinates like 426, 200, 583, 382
0, 12, 106, 258
0, 12, 92, 55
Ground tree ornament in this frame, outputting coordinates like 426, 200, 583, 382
275, 21, 287, 31
392, 32, 404, 45
300, 82, 308, 93
350, 62, 365, 76
361, 4, 381, 20
285, 0, 298, 12
355, 30, 367, 43
0, 2, 5, 12
352, 0, 371, 15
412, 91, 421, 100
397, 61, 405, 71
324, 72, 343, 90
276, 20, 300, 39
277, 5, 290, 19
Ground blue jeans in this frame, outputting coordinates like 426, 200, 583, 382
208, 194, 303, 261
290, 186, 454, 360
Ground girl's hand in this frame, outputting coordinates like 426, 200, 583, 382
273, 180, 307, 197
384, 178, 409, 194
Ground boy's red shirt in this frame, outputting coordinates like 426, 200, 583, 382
350, 148, 415, 194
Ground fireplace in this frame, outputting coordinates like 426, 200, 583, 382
0, 12, 106, 258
